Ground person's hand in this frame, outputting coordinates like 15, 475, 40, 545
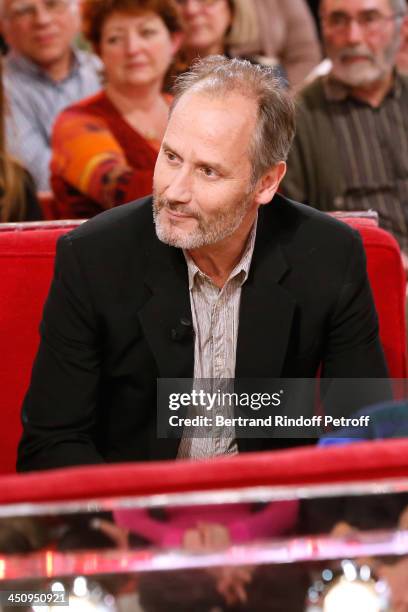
90, 518, 129, 549
209, 565, 254, 606
198, 522, 231, 550
182, 527, 204, 552
378, 557, 408, 612
398, 505, 408, 530
182, 522, 231, 552
330, 521, 356, 537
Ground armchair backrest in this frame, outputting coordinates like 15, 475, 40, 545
0, 221, 82, 474
341, 218, 407, 379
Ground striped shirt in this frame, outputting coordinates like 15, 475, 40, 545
4, 48, 101, 191
324, 73, 408, 254
177, 218, 257, 460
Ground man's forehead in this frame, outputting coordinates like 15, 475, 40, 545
321, 0, 391, 13
170, 90, 257, 133
166, 91, 255, 167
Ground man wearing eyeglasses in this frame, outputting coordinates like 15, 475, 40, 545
282, 0, 408, 262
1, 0, 100, 191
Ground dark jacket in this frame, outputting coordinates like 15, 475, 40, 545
282, 74, 408, 209
17, 194, 388, 471
282, 76, 345, 208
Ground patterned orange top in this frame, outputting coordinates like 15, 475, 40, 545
51, 91, 170, 219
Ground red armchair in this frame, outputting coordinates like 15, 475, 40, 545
0, 218, 406, 474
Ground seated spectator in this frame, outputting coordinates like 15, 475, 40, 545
397, 4, 408, 73
1, 0, 101, 192
50, 0, 183, 219
175, 0, 321, 89
0, 58, 41, 221
110, 501, 299, 549
281, 0, 408, 260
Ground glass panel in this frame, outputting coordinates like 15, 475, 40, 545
1, 481, 408, 610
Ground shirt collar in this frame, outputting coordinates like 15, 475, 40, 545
185, 214, 258, 291
323, 69, 402, 103
7, 46, 82, 82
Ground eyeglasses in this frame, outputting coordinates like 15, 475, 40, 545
6, 0, 72, 21
322, 9, 403, 34
174, 0, 222, 7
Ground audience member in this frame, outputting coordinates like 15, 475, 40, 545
111, 500, 299, 548
175, 0, 322, 89
50, 0, 183, 219
0, 58, 41, 221
397, 2, 408, 72
306, 0, 321, 29
1, 0, 101, 192
282, 0, 408, 259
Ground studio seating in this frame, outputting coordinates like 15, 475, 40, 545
0, 217, 405, 474
338, 216, 407, 379
0, 221, 83, 474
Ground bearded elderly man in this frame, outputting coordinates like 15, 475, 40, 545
17, 56, 387, 471
282, 0, 408, 260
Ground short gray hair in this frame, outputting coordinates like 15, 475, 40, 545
171, 55, 296, 185
389, 0, 407, 15
320, 0, 407, 16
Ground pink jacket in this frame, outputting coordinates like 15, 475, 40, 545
114, 501, 299, 548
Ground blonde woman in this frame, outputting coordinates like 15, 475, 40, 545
176, 0, 321, 89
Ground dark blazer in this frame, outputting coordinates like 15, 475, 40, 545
17, 194, 388, 471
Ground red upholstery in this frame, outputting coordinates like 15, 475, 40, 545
0, 439, 407, 506
0, 221, 82, 474
343, 219, 407, 379
0, 218, 406, 475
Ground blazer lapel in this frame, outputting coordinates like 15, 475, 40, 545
235, 210, 296, 379
138, 240, 193, 461
138, 240, 194, 379
236, 207, 296, 453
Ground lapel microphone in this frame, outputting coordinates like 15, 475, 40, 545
171, 318, 193, 342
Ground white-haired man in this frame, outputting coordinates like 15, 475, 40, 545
1, 0, 100, 191
282, 0, 408, 259
17, 57, 387, 471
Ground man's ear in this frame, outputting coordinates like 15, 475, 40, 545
253, 161, 287, 206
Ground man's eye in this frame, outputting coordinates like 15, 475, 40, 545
165, 151, 178, 162
200, 166, 216, 177
362, 11, 380, 24
11, 4, 33, 16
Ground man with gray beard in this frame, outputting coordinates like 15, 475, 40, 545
17, 56, 387, 471
282, 0, 408, 261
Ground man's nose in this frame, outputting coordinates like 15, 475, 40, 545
165, 169, 193, 203
33, 3, 53, 25
345, 18, 365, 45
